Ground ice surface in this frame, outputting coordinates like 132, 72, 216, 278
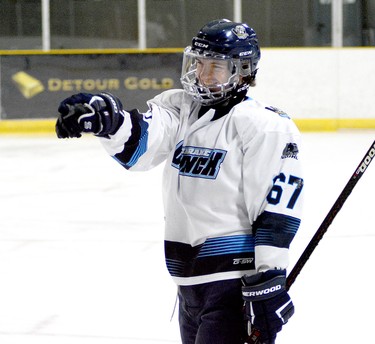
0, 130, 374, 343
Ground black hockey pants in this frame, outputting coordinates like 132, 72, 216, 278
178, 278, 246, 344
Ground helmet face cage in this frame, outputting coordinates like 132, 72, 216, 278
181, 47, 243, 105
180, 19, 260, 106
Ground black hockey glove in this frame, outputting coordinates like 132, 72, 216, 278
242, 269, 294, 344
56, 92, 124, 138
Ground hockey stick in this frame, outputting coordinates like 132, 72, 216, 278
246, 139, 375, 344
286, 139, 375, 290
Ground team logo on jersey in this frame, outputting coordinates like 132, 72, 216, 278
282, 142, 299, 160
232, 25, 249, 39
172, 141, 227, 179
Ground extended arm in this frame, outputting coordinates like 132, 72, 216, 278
56, 90, 182, 171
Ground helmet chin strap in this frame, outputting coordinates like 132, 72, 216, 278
208, 85, 248, 109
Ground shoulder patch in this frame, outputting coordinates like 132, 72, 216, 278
265, 106, 290, 119
281, 142, 299, 160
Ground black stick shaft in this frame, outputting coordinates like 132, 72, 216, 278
286, 139, 375, 290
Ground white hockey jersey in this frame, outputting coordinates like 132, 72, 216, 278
100, 89, 304, 286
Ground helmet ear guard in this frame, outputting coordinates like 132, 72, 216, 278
180, 19, 261, 105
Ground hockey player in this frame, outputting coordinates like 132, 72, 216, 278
56, 19, 303, 344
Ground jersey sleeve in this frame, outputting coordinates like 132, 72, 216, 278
98, 89, 184, 171
240, 110, 304, 273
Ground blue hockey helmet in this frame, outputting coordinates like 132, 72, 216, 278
181, 19, 261, 105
